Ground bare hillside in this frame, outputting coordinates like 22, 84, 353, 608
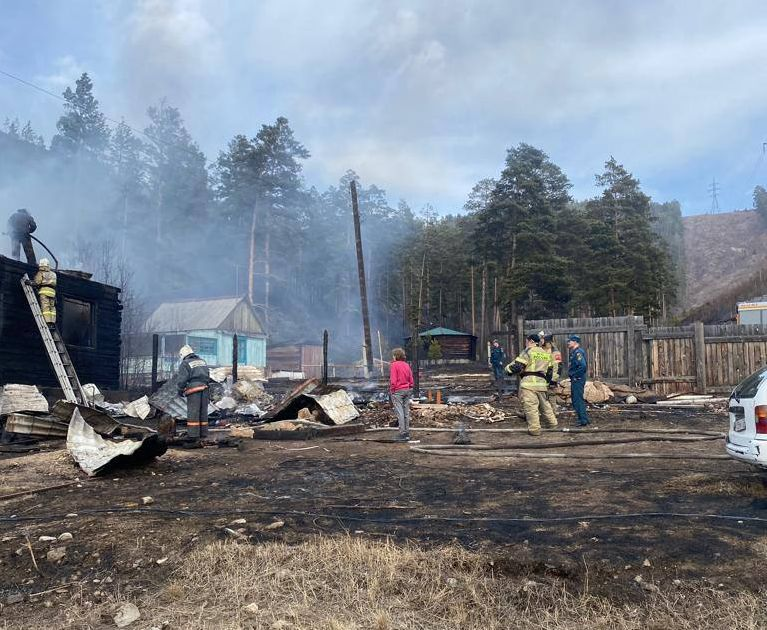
683, 210, 767, 311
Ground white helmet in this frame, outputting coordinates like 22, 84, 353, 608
179, 344, 195, 359
38, 258, 50, 270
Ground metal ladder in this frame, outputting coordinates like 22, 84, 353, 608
20, 274, 87, 405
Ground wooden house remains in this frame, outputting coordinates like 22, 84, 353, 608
0, 256, 122, 390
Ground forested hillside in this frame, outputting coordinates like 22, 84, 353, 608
682, 210, 767, 322
0, 73, 681, 360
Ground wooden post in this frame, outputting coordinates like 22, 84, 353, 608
377, 329, 384, 376
412, 333, 420, 398
322, 329, 328, 386
516, 316, 525, 355
694, 321, 707, 393
150, 334, 159, 393
350, 180, 374, 376
626, 316, 636, 386
470, 265, 475, 335
232, 333, 239, 383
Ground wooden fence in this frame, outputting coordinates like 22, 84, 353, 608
491, 317, 767, 396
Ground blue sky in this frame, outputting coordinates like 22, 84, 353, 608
1, 0, 767, 216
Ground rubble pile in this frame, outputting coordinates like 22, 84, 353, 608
411, 402, 508, 427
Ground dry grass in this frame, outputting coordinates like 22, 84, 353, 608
662, 473, 767, 497
7, 536, 767, 629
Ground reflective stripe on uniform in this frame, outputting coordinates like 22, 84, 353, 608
38, 287, 56, 297
517, 347, 553, 391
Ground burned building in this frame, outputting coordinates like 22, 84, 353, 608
0, 256, 122, 390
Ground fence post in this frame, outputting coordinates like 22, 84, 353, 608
150, 334, 159, 393
694, 321, 707, 394
232, 333, 239, 383
516, 316, 525, 355
626, 316, 636, 386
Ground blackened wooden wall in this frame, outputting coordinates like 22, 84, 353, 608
0, 256, 122, 390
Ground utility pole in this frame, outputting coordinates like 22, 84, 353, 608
708, 177, 721, 214
350, 180, 374, 376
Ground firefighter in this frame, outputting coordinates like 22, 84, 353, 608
567, 335, 590, 426
540, 331, 564, 409
7, 208, 37, 264
490, 339, 506, 395
177, 344, 210, 443
506, 333, 558, 435
33, 258, 56, 326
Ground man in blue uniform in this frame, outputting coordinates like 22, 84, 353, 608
567, 335, 590, 426
490, 339, 506, 395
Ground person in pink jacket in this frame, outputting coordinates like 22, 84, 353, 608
389, 347, 414, 442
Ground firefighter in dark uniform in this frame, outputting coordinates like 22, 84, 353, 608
7, 208, 37, 264
177, 344, 210, 442
490, 339, 506, 396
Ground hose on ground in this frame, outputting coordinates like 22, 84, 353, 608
366, 427, 725, 436
412, 434, 723, 451
0, 506, 764, 525
408, 447, 733, 460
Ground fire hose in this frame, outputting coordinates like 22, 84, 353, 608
2, 232, 59, 269
30, 235, 59, 269
402, 427, 731, 460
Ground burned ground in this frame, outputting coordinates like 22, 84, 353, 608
1, 406, 766, 628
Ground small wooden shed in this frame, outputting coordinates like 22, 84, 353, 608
0, 255, 122, 390
407, 327, 477, 361
267, 343, 323, 378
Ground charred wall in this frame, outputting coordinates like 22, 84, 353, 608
0, 256, 122, 390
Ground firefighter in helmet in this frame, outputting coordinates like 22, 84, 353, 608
33, 258, 57, 326
177, 344, 210, 443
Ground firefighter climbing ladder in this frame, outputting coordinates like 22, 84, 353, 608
20, 274, 87, 405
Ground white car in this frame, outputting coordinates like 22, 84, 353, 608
726, 366, 767, 468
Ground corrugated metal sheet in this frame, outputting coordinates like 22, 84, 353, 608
5, 413, 67, 437
144, 297, 244, 332
306, 389, 359, 425
149, 373, 216, 420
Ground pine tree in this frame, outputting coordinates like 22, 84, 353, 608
143, 100, 209, 291
215, 117, 308, 332
51, 73, 110, 157
581, 158, 675, 316
474, 143, 572, 322
754, 186, 767, 223
20, 121, 44, 147
109, 121, 147, 255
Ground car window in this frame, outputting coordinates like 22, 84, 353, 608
732, 366, 767, 399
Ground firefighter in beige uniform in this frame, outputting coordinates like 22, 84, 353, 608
506, 333, 558, 435
33, 258, 57, 326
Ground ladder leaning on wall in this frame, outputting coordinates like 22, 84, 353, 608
20, 274, 87, 405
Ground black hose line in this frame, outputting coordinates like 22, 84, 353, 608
415, 434, 723, 451
0, 506, 764, 526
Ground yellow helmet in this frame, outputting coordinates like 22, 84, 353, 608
38, 258, 50, 270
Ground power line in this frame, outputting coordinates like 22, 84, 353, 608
0, 67, 205, 161
0, 68, 148, 142
708, 177, 720, 214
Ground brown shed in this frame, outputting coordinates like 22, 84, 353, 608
267, 343, 323, 378
406, 327, 477, 361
